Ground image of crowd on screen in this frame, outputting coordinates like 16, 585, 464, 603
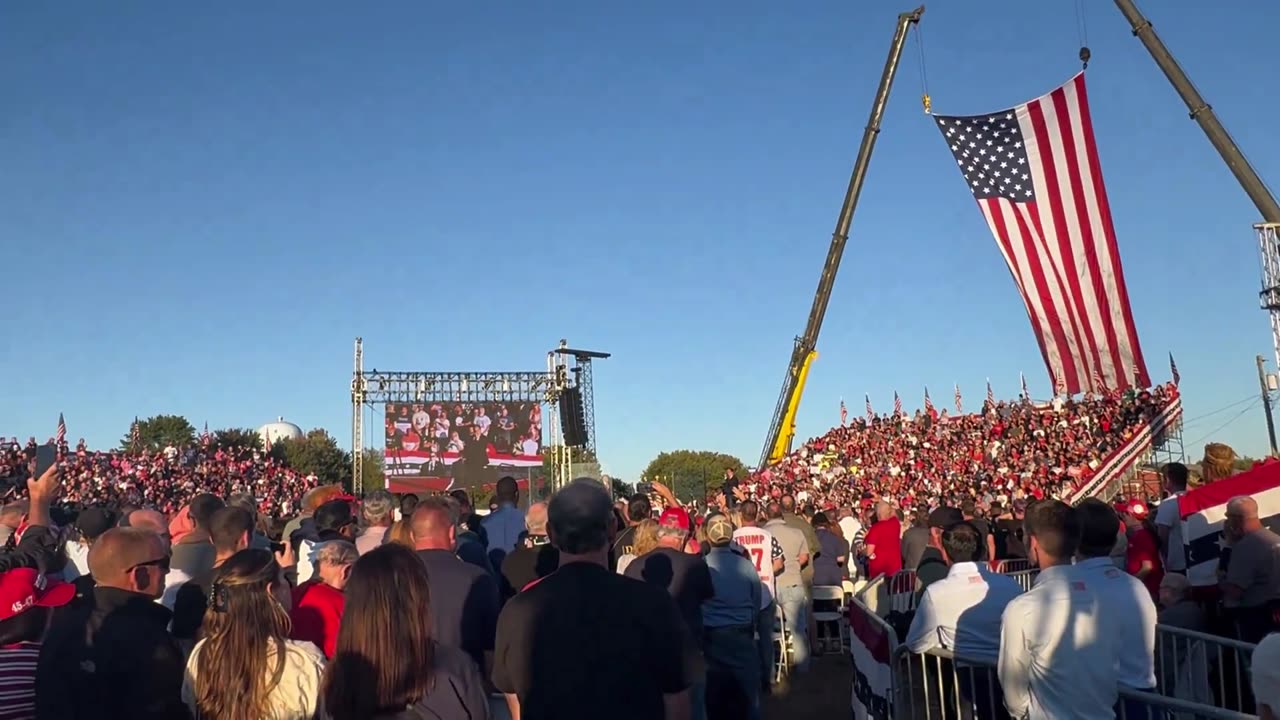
385, 402, 541, 457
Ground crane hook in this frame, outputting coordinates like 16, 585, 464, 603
1079, 45, 1091, 70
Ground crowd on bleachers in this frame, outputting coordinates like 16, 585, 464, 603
744, 383, 1178, 519
0, 436, 322, 522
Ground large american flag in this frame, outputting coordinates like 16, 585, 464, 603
934, 73, 1150, 396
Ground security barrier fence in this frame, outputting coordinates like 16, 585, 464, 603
849, 569, 1257, 719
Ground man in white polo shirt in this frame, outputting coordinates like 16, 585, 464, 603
907, 518, 1020, 719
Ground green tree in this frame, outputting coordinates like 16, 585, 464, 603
120, 415, 196, 452
641, 450, 747, 503
540, 446, 598, 478
212, 428, 263, 452
608, 476, 634, 498
361, 449, 386, 491
271, 429, 352, 488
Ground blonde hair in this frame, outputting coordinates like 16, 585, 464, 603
630, 519, 661, 557
194, 549, 290, 720
386, 519, 414, 549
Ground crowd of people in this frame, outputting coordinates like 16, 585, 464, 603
0, 436, 323, 523
744, 383, 1179, 521
2, 378, 1279, 720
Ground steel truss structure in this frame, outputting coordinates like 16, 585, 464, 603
1257, 223, 1280, 370
350, 338, 605, 495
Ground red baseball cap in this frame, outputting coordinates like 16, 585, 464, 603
658, 507, 691, 531
1127, 501, 1149, 519
0, 568, 75, 622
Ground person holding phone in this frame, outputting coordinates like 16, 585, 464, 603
0, 455, 62, 574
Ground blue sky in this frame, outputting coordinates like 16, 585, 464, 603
4, 0, 1279, 480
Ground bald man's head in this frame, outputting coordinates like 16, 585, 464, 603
1227, 496, 1260, 519
89, 528, 169, 597
525, 502, 549, 535
410, 498, 455, 551
126, 509, 171, 548
876, 501, 894, 520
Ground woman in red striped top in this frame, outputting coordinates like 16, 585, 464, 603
0, 568, 76, 720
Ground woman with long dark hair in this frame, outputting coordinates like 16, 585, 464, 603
321, 543, 490, 720
183, 549, 325, 720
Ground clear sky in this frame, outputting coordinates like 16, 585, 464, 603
4, 0, 1279, 481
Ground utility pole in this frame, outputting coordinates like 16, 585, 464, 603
1257, 354, 1278, 456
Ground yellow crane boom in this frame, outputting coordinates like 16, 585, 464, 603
759, 6, 924, 468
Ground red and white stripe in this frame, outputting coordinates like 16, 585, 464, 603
971, 73, 1149, 396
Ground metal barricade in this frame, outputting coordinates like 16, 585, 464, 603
1005, 568, 1039, 592
888, 570, 918, 614
1155, 624, 1257, 714
994, 558, 1031, 574
890, 647, 1256, 720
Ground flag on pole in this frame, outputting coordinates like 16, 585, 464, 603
1020, 372, 1029, 401
1177, 459, 1280, 586
954, 383, 963, 415
923, 388, 935, 416
1170, 352, 1181, 386
986, 379, 995, 407
840, 398, 848, 427
55, 413, 66, 446
130, 416, 140, 449
264, 431, 273, 453
865, 394, 874, 421
201, 421, 211, 446
893, 392, 903, 418
933, 74, 1150, 396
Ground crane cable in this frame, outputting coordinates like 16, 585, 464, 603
912, 23, 931, 114
1185, 398, 1261, 450
1075, 0, 1092, 69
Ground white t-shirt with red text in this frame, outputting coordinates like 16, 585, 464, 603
733, 525, 786, 610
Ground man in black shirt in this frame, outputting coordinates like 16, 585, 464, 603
609, 493, 651, 571
500, 501, 559, 598
493, 479, 694, 720
625, 511, 715, 644
961, 499, 997, 562
916, 506, 964, 591
411, 498, 500, 676
625, 508, 713, 720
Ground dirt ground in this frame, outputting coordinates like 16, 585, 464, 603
762, 653, 851, 719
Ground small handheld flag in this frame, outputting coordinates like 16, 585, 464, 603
954, 383, 963, 415
1170, 352, 1181, 386
865, 394, 874, 421
840, 399, 848, 427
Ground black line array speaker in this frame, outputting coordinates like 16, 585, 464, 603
559, 387, 588, 447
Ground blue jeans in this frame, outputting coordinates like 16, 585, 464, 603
756, 602, 775, 686
777, 584, 810, 672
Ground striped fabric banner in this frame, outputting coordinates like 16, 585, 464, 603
934, 73, 1150, 395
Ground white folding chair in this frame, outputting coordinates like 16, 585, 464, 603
810, 585, 848, 655
772, 605, 791, 684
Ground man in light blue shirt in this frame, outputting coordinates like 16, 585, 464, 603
907, 521, 1020, 720
703, 514, 762, 720
906, 522, 1022, 664
482, 476, 526, 569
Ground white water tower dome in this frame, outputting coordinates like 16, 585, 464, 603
258, 417, 304, 446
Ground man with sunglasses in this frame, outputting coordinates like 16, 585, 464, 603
35, 527, 187, 719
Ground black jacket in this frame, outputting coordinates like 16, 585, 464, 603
0, 524, 60, 573
36, 586, 189, 720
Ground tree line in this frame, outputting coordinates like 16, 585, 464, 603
119, 414, 383, 490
